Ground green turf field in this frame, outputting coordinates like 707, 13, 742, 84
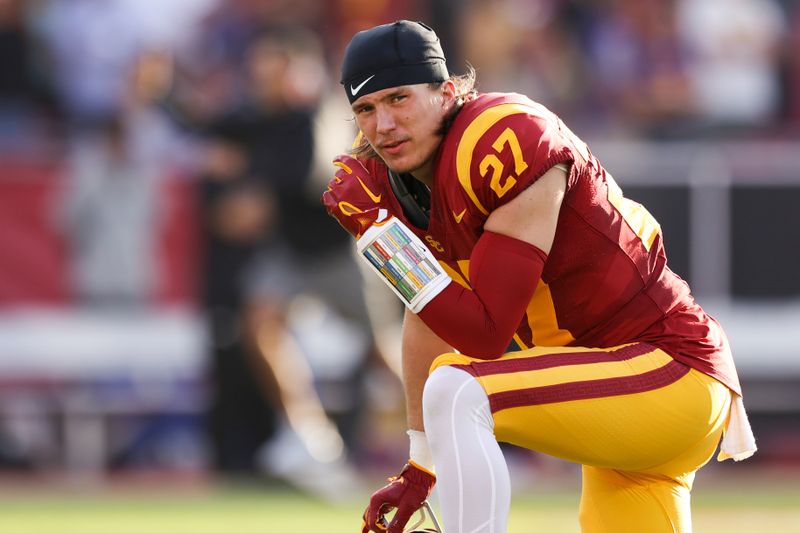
0, 472, 797, 533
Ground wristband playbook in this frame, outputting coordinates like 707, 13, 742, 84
357, 217, 451, 313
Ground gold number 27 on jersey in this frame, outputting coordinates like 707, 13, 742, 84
478, 127, 529, 198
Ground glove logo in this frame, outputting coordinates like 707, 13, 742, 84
339, 201, 364, 216
357, 177, 382, 203
351, 75, 375, 96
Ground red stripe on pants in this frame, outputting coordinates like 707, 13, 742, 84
487, 359, 691, 413
453, 342, 655, 378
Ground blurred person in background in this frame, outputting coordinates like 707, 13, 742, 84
31, 0, 147, 130
58, 113, 160, 306
196, 27, 368, 498
323, 20, 756, 532
35, 0, 214, 304
579, 0, 696, 138
455, 0, 587, 119
676, 0, 787, 133
0, 0, 59, 154
56, 49, 199, 307
30, 0, 215, 130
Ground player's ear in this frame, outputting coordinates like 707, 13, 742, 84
440, 80, 456, 108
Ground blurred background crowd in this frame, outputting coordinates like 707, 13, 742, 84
0, 0, 799, 502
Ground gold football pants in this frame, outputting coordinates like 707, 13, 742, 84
430, 342, 732, 532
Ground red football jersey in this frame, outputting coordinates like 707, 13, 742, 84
374, 92, 741, 395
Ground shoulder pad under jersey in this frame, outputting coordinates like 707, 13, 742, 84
449, 94, 574, 215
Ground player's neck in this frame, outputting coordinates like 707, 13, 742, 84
409, 150, 439, 189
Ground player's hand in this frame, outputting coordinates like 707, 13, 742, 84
361, 462, 436, 533
322, 154, 393, 239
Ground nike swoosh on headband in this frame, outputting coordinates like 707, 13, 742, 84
351, 75, 375, 96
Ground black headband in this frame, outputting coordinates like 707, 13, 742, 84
340, 20, 449, 104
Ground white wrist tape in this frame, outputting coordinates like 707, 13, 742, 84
356, 217, 451, 313
407, 429, 435, 473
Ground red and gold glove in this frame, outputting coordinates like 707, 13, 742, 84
361, 461, 436, 533
322, 154, 394, 239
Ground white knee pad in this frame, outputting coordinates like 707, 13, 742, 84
423, 366, 494, 434
422, 366, 510, 533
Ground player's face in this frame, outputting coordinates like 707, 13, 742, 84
351, 83, 454, 183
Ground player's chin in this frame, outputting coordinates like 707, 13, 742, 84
380, 154, 418, 176
376, 149, 407, 171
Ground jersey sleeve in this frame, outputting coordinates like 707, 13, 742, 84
454, 104, 574, 215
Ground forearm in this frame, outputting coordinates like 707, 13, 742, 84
418, 231, 546, 359
401, 309, 452, 431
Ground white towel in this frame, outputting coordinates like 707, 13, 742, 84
717, 394, 757, 461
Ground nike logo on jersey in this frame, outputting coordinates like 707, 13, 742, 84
350, 75, 375, 96
357, 177, 382, 203
452, 209, 466, 223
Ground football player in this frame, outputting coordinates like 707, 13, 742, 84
323, 20, 756, 533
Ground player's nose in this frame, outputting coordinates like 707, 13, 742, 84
375, 106, 396, 134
